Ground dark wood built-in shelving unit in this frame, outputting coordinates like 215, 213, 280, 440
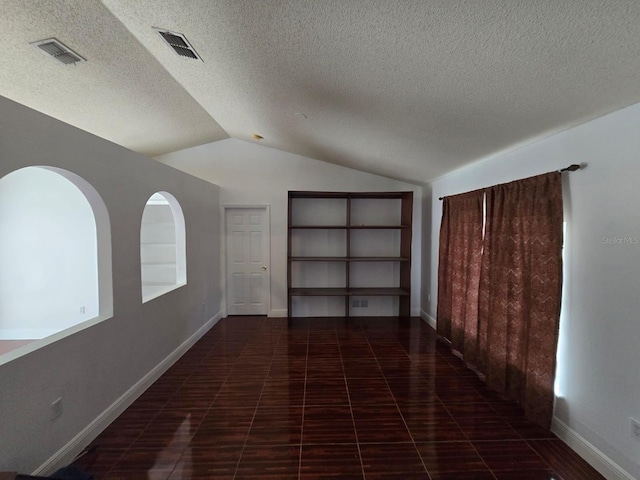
287, 191, 413, 318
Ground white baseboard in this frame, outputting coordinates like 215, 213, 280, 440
410, 308, 421, 317
552, 416, 635, 480
33, 310, 223, 476
420, 309, 437, 329
269, 308, 288, 318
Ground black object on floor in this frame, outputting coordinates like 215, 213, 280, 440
49, 465, 93, 480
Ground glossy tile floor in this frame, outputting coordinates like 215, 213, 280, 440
77, 317, 605, 479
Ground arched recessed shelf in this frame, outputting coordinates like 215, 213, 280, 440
140, 192, 186, 302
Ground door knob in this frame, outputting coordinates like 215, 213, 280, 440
262, 265, 267, 270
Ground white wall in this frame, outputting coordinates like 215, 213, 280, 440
0, 96, 222, 474
0, 167, 99, 338
420, 183, 433, 326
158, 138, 422, 317
427, 101, 640, 479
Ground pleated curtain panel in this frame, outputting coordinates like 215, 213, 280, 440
437, 172, 563, 429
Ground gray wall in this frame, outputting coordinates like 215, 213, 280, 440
0, 96, 222, 473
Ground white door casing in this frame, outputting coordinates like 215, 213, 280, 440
224, 207, 269, 315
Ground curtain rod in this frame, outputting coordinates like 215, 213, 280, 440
438, 164, 581, 201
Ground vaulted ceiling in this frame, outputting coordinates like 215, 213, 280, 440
2, 1, 640, 184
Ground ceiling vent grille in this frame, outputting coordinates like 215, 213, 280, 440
154, 28, 203, 61
31, 38, 85, 65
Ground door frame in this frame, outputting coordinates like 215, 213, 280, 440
222, 204, 271, 317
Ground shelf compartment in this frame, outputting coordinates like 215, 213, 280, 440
290, 197, 347, 226
350, 229, 401, 257
290, 295, 347, 317
351, 197, 402, 226
349, 295, 399, 317
290, 261, 346, 289
350, 261, 399, 288
290, 228, 347, 257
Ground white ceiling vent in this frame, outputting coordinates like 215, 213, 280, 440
31, 38, 85, 65
154, 28, 203, 61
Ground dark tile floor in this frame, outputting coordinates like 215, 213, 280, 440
76, 317, 605, 479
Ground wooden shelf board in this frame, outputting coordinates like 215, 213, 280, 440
348, 257, 409, 262
289, 191, 348, 198
290, 225, 410, 229
290, 287, 409, 296
290, 191, 409, 199
289, 225, 347, 229
349, 225, 410, 229
289, 257, 347, 262
289, 256, 409, 262
349, 288, 410, 296
350, 192, 409, 199
290, 288, 349, 296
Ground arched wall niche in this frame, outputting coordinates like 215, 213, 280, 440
140, 191, 186, 302
0, 165, 112, 361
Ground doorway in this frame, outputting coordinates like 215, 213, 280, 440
224, 206, 270, 315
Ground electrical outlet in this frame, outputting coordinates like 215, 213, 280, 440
361, 299, 368, 308
51, 397, 63, 420
79, 306, 85, 314
427, 293, 431, 302
631, 418, 640, 441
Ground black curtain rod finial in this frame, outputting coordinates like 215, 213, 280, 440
560, 164, 581, 172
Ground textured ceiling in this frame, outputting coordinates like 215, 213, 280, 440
0, 0, 227, 157
3, 1, 640, 183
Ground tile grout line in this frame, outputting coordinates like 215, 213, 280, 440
231, 324, 283, 480
297, 320, 310, 480
525, 438, 569, 479
336, 321, 367, 480
163, 340, 225, 479
366, 326, 434, 480
169, 337, 235, 479
407, 332, 500, 479
437, 388, 498, 478
167, 336, 249, 479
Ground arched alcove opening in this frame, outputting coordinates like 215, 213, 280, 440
140, 191, 186, 302
0, 166, 112, 358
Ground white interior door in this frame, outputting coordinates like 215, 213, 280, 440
225, 207, 269, 315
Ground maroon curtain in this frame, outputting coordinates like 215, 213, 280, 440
478, 172, 563, 428
436, 190, 484, 363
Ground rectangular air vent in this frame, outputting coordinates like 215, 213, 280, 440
154, 28, 203, 61
31, 38, 85, 65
